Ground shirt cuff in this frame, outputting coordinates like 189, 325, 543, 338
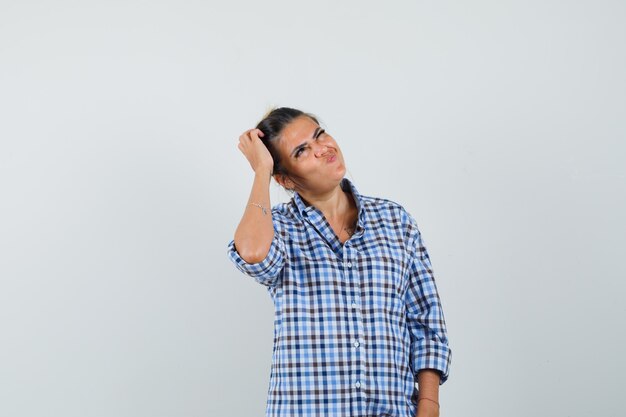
411, 339, 452, 385
227, 233, 286, 287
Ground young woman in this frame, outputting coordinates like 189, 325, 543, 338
227, 107, 451, 417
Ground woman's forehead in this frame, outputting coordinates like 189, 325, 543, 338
279, 117, 319, 148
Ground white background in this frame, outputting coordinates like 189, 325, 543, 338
1, 1, 624, 416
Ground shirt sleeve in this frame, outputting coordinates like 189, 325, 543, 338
405, 220, 452, 385
226, 229, 287, 288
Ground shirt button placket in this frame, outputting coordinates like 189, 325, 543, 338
344, 251, 366, 409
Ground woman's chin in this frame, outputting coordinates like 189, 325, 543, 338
334, 160, 346, 178
337, 164, 347, 178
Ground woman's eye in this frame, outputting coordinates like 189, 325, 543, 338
295, 149, 304, 158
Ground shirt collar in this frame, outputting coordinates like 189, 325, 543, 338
292, 178, 365, 227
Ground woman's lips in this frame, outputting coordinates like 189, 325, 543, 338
327, 154, 336, 163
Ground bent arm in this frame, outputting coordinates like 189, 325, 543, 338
233, 169, 275, 263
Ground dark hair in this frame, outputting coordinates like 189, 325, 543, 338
256, 107, 320, 190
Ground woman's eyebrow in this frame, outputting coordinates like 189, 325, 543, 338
290, 127, 322, 157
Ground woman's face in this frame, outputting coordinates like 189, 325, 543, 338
274, 116, 346, 193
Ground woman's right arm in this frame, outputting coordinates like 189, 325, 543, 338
232, 128, 275, 264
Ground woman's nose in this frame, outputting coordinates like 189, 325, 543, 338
314, 144, 329, 157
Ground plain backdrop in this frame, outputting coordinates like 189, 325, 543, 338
1, 1, 624, 416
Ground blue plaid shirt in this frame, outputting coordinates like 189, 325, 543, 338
227, 178, 451, 417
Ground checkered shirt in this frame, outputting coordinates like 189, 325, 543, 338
227, 177, 451, 417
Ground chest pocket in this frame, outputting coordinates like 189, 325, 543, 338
356, 239, 409, 310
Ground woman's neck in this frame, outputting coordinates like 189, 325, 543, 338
298, 184, 355, 222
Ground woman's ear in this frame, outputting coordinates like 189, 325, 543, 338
274, 173, 295, 191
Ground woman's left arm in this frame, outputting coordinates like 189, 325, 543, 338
404, 215, 452, 414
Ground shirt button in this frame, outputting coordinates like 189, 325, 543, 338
345, 262, 352, 268
355, 381, 361, 389
351, 300, 357, 308
354, 341, 360, 348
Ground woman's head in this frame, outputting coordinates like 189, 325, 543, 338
256, 108, 318, 180
257, 107, 346, 194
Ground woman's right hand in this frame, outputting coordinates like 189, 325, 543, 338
237, 128, 274, 175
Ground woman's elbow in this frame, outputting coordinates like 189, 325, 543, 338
233, 239, 271, 264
